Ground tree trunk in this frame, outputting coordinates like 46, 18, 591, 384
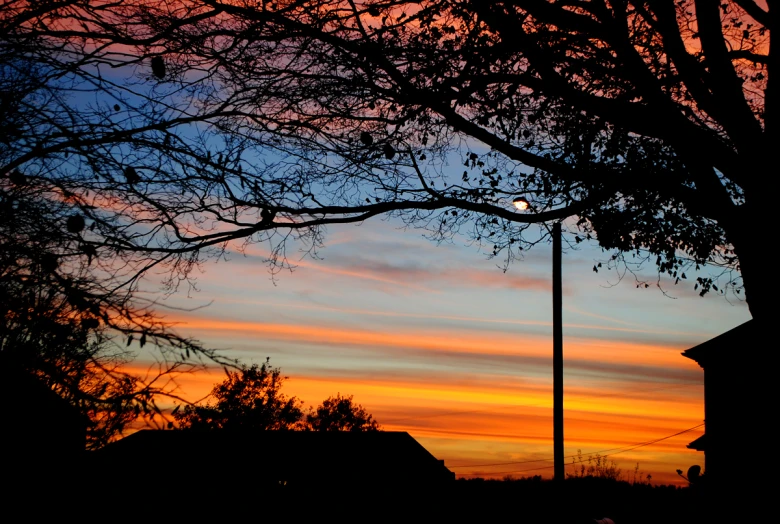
728, 199, 771, 321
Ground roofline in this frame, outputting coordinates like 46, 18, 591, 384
681, 319, 755, 364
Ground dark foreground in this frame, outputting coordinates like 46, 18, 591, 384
5, 472, 730, 523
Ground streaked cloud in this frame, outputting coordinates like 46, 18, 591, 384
140, 216, 746, 487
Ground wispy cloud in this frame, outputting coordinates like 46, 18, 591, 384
329, 255, 553, 291
165, 316, 703, 385
202, 297, 711, 339
229, 244, 553, 294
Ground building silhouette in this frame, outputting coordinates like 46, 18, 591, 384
681, 319, 760, 486
96, 429, 455, 495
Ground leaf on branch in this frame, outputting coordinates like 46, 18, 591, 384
83, 244, 97, 265
41, 253, 58, 273
8, 170, 27, 186
260, 208, 276, 224
124, 167, 140, 185
81, 317, 99, 330
151, 56, 166, 80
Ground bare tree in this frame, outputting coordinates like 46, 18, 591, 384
1, 0, 771, 321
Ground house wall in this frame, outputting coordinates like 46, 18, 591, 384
703, 360, 754, 485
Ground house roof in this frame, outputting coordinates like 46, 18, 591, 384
681, 320, 759, 367
0, 365, 85, 423
686, 434, 706, 451
0, 365, 88, 455
97, 429, 455, 484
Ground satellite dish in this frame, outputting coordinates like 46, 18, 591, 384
687, 465, 701, 483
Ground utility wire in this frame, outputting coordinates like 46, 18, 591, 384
452, 423, 704, 473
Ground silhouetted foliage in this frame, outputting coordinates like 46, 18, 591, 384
306, 393, 381, 432
0, 135, 230, 448
0, 268, 134, 450
174, 360, 306, 430
174, 360, 381, 432
1, 1, 771, 320
568, 450, 623, 482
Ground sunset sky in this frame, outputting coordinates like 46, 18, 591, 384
3, 0, 768, 503
137, 214, 751, 486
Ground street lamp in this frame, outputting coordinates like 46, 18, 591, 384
513, 196, 564, 484
551, 221, 563, 484
512, 196, 530, 211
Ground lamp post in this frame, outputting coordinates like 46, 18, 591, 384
552, 221, 564, 484
513, 198, 565, 484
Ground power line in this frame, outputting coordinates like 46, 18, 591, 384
452, 423, 704, 474
457, 463, 558, 476
448, 424, 704, 476
449, 422, 703, 468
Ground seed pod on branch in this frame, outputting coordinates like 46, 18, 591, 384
359, 131, 373, 146
66, 214, 85, 233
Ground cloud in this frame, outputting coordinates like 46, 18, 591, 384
231, 242, 554, 294
325, 255, 554, 292
164, 316, 703, 390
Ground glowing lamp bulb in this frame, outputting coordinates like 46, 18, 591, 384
513, 197, 530, 211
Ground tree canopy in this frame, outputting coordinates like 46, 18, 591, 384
174, 361, 306, 430
0, 165, 236, 447
174, 360, 381, 431
306, 393, 381, 432
1, 1, 772, 318
0, 56, 232, 445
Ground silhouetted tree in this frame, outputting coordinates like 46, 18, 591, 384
0, 146, 231, 448
306, 393, 381, 432
2, 1, 772, 319
174, 360, 306, 430
174, 360, 381, 432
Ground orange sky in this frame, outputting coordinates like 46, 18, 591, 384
10, 0, 761, 489
127, 216, 749, 486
